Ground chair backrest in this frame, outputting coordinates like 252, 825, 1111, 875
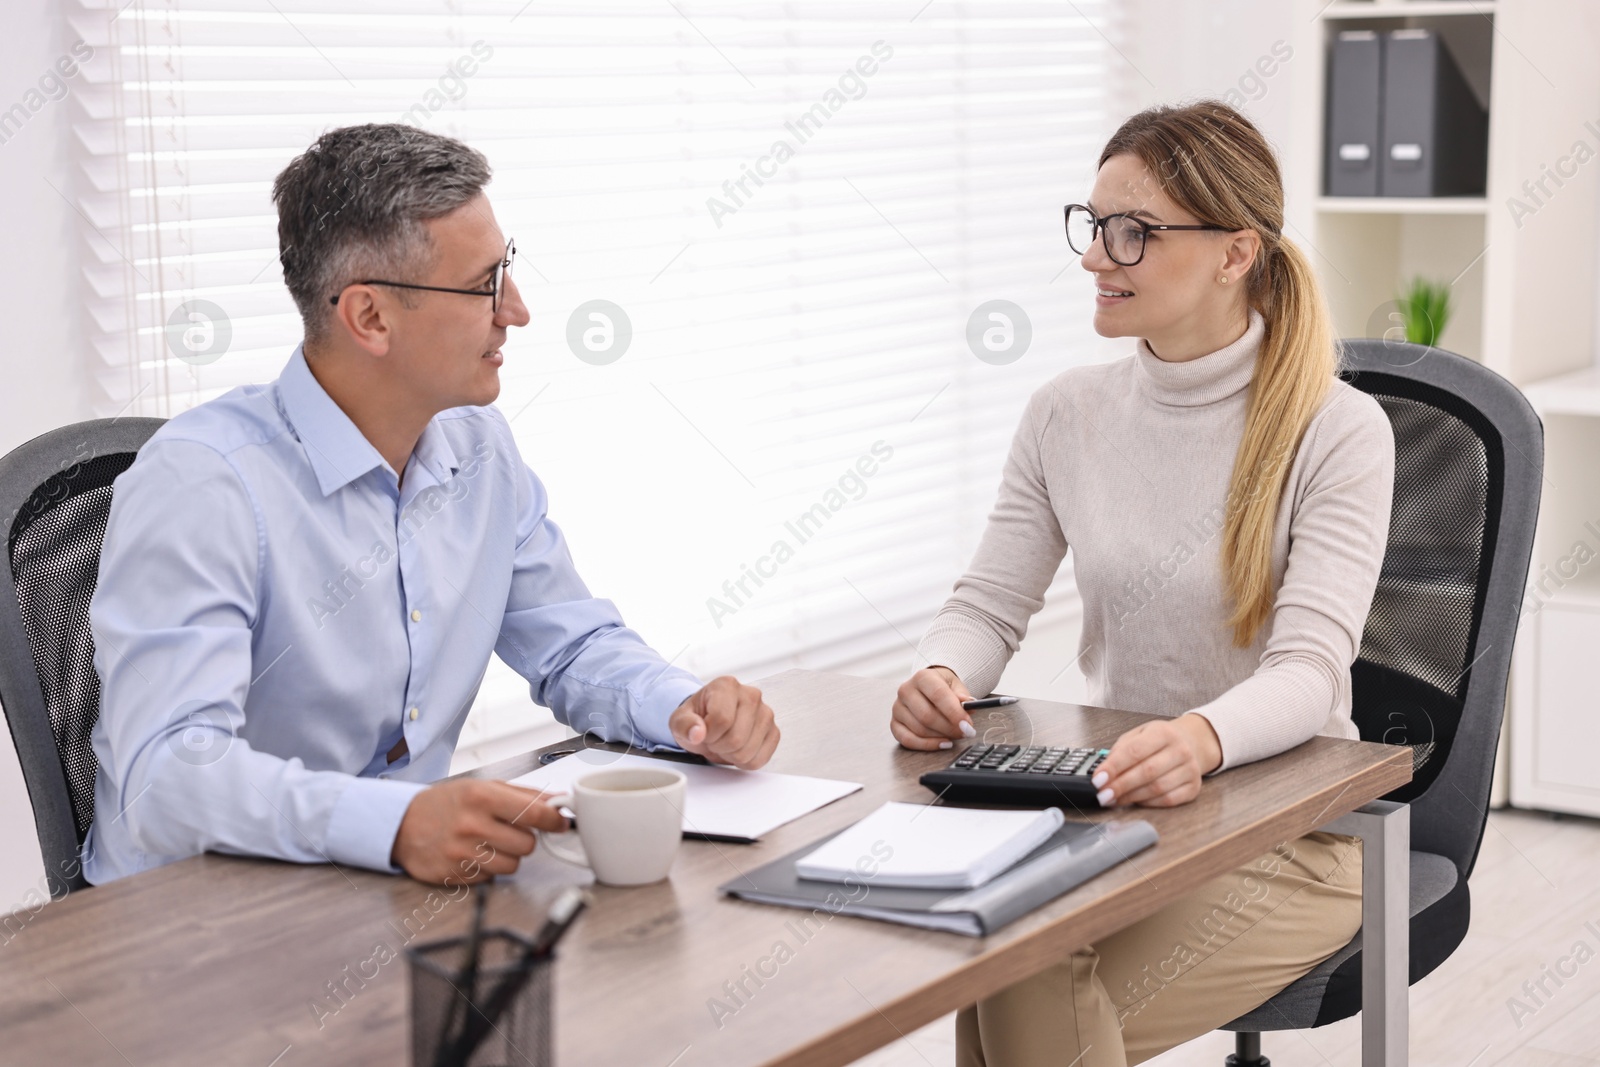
1340, 339, 1541, 878
0, 417, 164, 897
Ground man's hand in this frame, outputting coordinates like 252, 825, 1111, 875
1093, 714, 1223, 808
391, 779, 570, 886
890, 666, 975, 750
668, 675, 780, 770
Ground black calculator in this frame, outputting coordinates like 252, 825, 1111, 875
919, 743, 1111, 808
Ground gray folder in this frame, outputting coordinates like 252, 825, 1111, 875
719, 817, 1158, 937
1381, 29, 1489, 197
1326, 30, 1383, 197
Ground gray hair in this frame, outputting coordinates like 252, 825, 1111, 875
272, 123, 491, 344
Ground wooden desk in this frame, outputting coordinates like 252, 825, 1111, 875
0, 670, 1410, 1066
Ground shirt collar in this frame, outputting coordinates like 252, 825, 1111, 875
1133, 307, 1265, 408
275, 345, 461, 497
408, 416, 463, 490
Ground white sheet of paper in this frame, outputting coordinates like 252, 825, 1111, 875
506, 749, 863, 841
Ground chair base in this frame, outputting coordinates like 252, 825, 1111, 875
1225, 1031, 1269, 1066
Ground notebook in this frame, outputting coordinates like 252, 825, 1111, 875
506, 749, 862, 843
721, 816, 1158, 937
795, 802, 1066, 889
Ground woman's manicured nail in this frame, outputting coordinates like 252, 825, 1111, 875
938, 740, 953, 749
1092, 771, 1108, 789
1096, 788, 1115, 807
959, 720, 977, 738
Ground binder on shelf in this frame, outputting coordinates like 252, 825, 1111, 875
1325, 30, 1384, 197
1380, 28, 1489, 197
719, 817, 1158, 937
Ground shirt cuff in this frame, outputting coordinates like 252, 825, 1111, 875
324, 776, 430, 873
629, 674, 704, 754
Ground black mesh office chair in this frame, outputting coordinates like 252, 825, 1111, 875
1221, 339, 1543, 1064
0, 417, 164, 898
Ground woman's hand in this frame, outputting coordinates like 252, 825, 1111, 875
1093, 713, 1223, 808
891, 666, 977, 750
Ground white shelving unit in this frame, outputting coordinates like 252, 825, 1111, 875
1512, 368, 1600, 816
1286, 0, 1600, 816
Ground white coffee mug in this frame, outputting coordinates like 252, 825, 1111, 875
538, 767, 686, 886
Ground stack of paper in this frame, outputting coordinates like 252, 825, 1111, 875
794, 801, 1066, 889
506, 749, 861, 842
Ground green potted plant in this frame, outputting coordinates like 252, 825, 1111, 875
1395, 276, 1452, 347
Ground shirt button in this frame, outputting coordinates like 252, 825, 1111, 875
411, 609, 422, 623
408, 707, 420, 721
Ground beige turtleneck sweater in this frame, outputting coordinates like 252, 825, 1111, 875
919, 309, 1395, 771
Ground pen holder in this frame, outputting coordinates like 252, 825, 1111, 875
407, 928, 554, 1067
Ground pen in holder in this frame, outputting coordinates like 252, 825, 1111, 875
407, 927, 553, 1067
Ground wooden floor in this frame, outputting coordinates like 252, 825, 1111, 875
850, 808, 1600, 1067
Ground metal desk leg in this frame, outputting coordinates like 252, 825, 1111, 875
1320, 800, 1409, 1067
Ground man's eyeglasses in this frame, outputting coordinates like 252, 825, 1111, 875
330, 237, 516, 312
1064, 205, 1230, 267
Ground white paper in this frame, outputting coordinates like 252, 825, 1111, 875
505, 749, 862, 841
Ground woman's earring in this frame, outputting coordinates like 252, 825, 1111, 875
1218, 274, 1229, 284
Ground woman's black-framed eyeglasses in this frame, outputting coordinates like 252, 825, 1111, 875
330, 237, 516, 312
1063, 205, 1230, 267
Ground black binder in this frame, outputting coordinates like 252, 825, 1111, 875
1325, 30, 1383, 197
719, 817, 1158, 937
1381, 28, 1489, 197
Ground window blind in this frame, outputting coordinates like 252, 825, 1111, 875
69, 0, 1123, 751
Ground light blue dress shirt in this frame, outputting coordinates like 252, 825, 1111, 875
83, 346, 701, 884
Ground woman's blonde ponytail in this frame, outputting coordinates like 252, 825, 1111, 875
1220, 236, 1335, 645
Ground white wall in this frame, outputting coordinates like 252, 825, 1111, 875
1121, 0, 1297, 162
0, 2, 92, 911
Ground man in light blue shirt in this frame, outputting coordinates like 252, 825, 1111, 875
84, 124, 780, 886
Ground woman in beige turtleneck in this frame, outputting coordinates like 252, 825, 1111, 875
890, 102, 1395, 1066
